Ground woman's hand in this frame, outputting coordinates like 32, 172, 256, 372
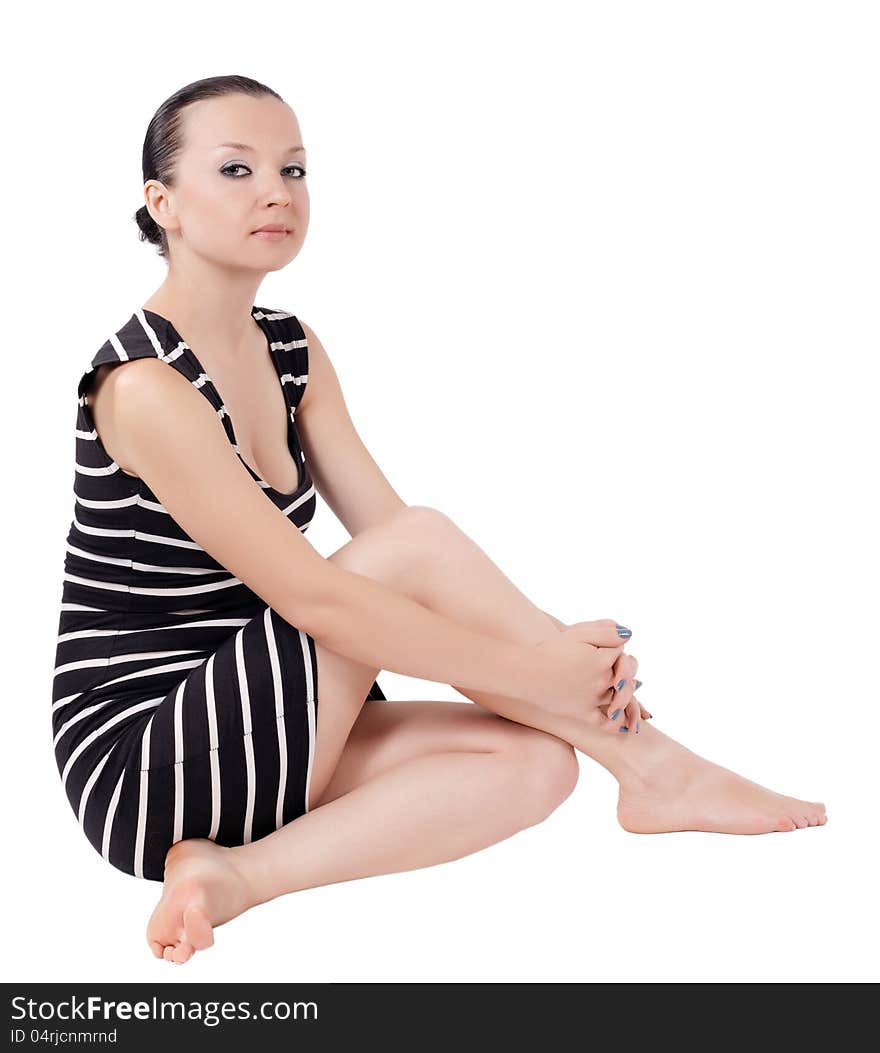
541, 612, 652, 728
532, 619, 650, 732
600, 648, 651, 732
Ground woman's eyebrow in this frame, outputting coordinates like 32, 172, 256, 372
215, 141, 306, 154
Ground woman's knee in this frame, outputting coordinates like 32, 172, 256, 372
326, 504, 438, 590
377, 505, 460, 597
505, 729, 580, 819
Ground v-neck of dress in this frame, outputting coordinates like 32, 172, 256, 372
141, 305, 309, 500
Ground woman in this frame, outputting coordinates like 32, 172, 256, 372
52, 74, 827, 965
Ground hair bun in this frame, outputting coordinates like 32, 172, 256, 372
134, 204, 163, 249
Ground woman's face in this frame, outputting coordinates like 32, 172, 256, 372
147, 93, 310, 271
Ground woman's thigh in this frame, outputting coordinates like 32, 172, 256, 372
306, 638, 384, 810
311, 699, 580, 809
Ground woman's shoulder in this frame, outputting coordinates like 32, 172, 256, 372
83, 307, 166, 373
87, 355, 202, 482
89, 354, 178, 403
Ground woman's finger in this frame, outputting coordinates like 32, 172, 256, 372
611, 677, 636, 732
615, 654, 639, 697
606, 668, 625, 721
606, 651, 638, 728
622, 694, 637, 733
611, 652, 638, 691
606, 684, 626, 726
596, 690, 625, 734
629, 696, 642, 734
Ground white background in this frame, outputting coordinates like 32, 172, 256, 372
3, 0, 877, 982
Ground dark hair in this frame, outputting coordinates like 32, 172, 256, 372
134, 74, 285, 261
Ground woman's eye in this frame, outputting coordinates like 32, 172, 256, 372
220, 164, 307, 179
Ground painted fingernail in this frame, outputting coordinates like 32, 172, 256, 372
611, 708, 621, 720
619, 725, 629, 733
616, 624, 632, 638
634, 679, 643, 690
616, 679, 626, 691
636, 721, 641, 734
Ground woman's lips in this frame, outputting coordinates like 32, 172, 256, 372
252, 229, 290, 242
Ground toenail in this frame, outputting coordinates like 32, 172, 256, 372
636, 721, 641, 733
611, 709, 621, 720
616, 679, 626, 691
619, 725, 629, 732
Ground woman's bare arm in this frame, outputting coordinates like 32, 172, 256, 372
105, 359, 549, 705
295, 320, 407, 537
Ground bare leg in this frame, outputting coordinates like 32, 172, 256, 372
146, 701, 578, 963
146, 506, 589, 965
145, 506, 825, 964
385, 508, 828, 836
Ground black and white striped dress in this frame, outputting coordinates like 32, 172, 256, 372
52, 305, 386, 882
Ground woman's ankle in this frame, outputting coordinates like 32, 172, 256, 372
562, 716, 691, 787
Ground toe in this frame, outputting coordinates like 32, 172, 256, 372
183, 904, 214, 950
777, 816, 797, 832
148, 940, 164, 959
173, 941, 195, 964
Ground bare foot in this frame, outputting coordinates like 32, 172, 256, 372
616, 736, 828, 835
145, 838, 255, 964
